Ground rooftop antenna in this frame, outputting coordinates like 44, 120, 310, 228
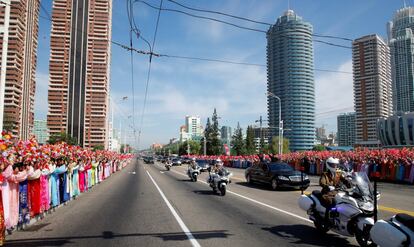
288, 0, 290, 10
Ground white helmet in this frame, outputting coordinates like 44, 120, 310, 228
326, 157, 339, 174
191, 157, 196, 162
215, 158, 223, 166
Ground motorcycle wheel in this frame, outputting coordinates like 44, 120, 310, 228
314, 219, 329, 234
355, 226, 376, 247
271, 178, 278, 191
220, 185, 226, 196
246, 174, 252, 185
166, 166, 170, 171
194, 174, 198, 182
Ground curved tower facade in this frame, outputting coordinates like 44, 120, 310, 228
266, 10, 315, 151
389, 7, 414, 112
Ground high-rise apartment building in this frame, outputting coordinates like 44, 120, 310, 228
389, 7, 414, 112
220, 126, 232, 145
352, 34, 392, 147
0, 0, 40, 139
267, 10, 315, 151
316, 126, 327, 140
185, 115, 203, 138
47, 0, 112, 148
337, 113, 356, 147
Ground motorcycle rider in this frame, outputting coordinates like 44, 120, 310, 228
188, 158, 197, 169
187, 157, 197, 175
320, 157, 351, 220
208, 158, 224, 184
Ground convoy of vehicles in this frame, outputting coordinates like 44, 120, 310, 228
139, 155, 412, 246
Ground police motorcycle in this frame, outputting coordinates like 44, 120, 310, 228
207, 160, 232, 196
370, 213, 414, 247
165, 159, 172, 171
298, 164, 378, 247
187, 162, 201, 182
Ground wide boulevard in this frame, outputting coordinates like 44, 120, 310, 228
5, 159, 414, 246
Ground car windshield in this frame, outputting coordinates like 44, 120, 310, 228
269, 163, 294, 172
197, 160, 208, 166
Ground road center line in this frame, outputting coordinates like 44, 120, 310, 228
146, 170, 201, 247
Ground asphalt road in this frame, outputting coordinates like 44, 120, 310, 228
6, 159, 413, 246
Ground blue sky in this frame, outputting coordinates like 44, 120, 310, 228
35, 0, 404, 148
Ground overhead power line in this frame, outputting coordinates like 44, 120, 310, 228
135, 0, 267, 34
166, 0, 354, 42
166, 0, 272, 26
137, 0, 164, 151
111, 42, 353, 74
136, 0, 353, 50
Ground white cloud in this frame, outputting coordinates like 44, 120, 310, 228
315, 59, 354, 131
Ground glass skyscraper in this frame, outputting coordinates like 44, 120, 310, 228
266, 10, 315, 151
389, 7, 414, 112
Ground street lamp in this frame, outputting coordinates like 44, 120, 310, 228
266, 92, 282, 155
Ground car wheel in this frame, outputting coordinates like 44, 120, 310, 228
271, 178, 278, 191
246, 174, 253, 185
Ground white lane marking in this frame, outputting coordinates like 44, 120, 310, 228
168, 169, 312, 224
146, 170, 201, 247
128, 171, 136, 175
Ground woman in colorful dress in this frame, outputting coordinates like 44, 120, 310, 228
0, 161, 8, 246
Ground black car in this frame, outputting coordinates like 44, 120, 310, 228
143, 156, 154, 164
245, 162, 310, 190
196, 159, 210, 172
171, 158, 182, 166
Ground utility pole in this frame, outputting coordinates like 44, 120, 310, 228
203, 136, 207, 156
259, 116, 263, 151
280, 120, 284, 155
187, 139, 190, 155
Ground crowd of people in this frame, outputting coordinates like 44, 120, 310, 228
0, 132, 133, 246
184, 148, 414, 184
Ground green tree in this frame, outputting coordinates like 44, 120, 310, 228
245, 126, 256, 155
179, 140, 201, 155
259, 136, 266, 153
313, 144, 326, 151
208, 108, 222, 155
269, 136, 290, 154
92, 145, 105, 151
48, 132, 78, 145
231, 122, 245, 155
262, 143, 270, 154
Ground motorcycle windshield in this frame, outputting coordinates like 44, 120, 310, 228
352, 172, 374, 199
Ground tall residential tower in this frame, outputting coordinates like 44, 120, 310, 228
337, 112, 356, 147
389, 7, 414, 112
352, 34, 392, 147
0, 0, 40, 139
47, 0, 112, 148
267, 10, 315, 151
